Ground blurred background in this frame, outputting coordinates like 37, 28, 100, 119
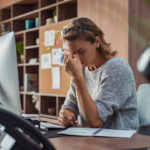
0, 0, 150, 116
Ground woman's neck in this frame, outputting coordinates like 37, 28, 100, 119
88, 54, 110, 71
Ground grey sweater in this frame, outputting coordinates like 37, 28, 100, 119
61, 57, 139, 130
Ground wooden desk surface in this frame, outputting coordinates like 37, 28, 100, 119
49, 134, 150, 150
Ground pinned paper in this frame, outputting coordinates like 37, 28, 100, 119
44, 30, 55, 46
52, 67, 60, 89
56, 40, 59, 45
41, 53, 51, 69
52, 48, 62, 65
56, 30, 59, 34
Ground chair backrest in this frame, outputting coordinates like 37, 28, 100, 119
137, 84, 150, 125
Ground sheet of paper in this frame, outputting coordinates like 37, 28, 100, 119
40, 122, 65, 129
58, 127, 136, 138
52, 67, 60, 89
95, 129, 136, 138
44, 30, 55, 46
58, 127, 97, 136
1, 134, 16, 150
41, 53, 51, 69
52, 48, 62, 65
21, 114, 39, 118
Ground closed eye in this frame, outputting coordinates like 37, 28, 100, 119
77, 49, 86, 54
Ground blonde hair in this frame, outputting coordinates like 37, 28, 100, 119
61, 17, 117, 58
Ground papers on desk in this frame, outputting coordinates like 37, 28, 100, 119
21, 114, 39, 119
40, 122, 65, 130
58, 127, 136, 138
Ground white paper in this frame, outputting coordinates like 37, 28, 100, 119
52, 48, 62, 65
40, 122, 65, 129
52, 67, 60, 89
24, 73, 28, 91
21, 114, 39, 118
95, 129, 136, 138
41, 53, 51, 69
1, 134, 16, 150
58, 128, 97, 136
58, 127, 136, 138
44, 30, 55, 46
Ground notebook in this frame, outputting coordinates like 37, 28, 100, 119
40, 122, 65, 130
58, 127, 136, 138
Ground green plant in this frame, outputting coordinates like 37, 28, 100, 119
16, 42, 24, 55
53, 9, 56, 16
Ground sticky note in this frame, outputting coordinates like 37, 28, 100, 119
56, 40, 59, 45
56, 30, 59, 34
59, 36, 62, 40
46, 47, 50, 51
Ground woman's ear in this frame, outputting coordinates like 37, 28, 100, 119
95, 36, 101, 48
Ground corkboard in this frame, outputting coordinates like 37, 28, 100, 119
39, 20, 71, 95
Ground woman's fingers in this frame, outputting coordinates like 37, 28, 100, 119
64, 55, 68, 63
67, 52, 73, 60
64, 51, 69, 63
64, 51, 74, 63
58, 113, 74, 126
63, 110, 76, 121
60, 109, 73, 121
58, 117, 65, 126
58, 109, 76, 126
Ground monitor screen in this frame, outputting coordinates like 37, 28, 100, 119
0, 32, 21, 115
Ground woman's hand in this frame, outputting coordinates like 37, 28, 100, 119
58, 109, 77, 127
64, 51, 83, 80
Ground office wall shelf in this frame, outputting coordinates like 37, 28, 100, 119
0, 0, 77, 120
0, 0, 149, 123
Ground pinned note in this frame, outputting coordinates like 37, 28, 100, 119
46, 47, 50, 51
41, 53, 51, 69
52, 67, 60, 89
56, 40, 59, 45
56, 30, 59, 34
44, 30, 55, 46
52, 48, 62, 65
59, 36, 62, 40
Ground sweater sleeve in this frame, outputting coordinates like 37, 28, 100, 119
61, 79, 79, 118
95, 59, 136, 122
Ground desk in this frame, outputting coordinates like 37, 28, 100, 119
49, 134, 150, 150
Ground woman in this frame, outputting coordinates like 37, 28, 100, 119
58, 17, 139, 129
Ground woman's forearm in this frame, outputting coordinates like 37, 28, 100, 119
73, 76, 103, 128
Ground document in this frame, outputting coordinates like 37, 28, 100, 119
58, 127, 136, 138
22, 114, 39, 119
40, 122, 65, 130
44, 30, 55, 46
52, 67, 60, 89
52, 48, 62, 65
41, 53, 51, 69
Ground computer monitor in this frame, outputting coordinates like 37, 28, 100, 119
0, 32, 21, 115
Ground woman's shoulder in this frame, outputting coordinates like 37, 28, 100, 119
106, 57, 128, 65
105, 57, 130, 70
103, 57, 133, 77
84, 57, 130, 76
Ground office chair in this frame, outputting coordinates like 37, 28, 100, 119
137, 84, 150, 134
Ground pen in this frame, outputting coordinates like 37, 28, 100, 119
61, 50, 71, 63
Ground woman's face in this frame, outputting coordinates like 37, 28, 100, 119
63, 38, 99, 67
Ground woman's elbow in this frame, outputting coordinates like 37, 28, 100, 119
88, 118, 103, 128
